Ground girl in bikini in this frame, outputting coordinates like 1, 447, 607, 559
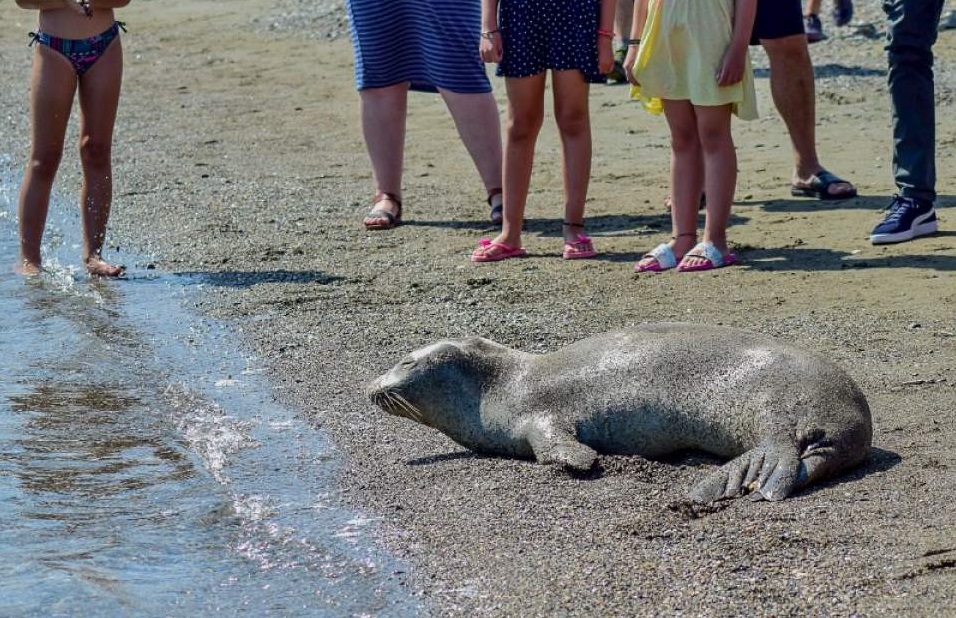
15, 0, 130, 277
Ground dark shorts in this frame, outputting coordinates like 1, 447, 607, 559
751, 0, 805, 44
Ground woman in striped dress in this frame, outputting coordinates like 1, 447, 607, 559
347, 0, 504, 230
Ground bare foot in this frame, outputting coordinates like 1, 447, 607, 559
85, 255, 126, 277
15, 259, 42, 276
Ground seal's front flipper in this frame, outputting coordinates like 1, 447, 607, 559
689, 446, 806, 502
518, 415, 597, 472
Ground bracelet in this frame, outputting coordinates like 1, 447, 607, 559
597, 28, 615, 39
480, 29, 500, 40
624, 38, 641, 46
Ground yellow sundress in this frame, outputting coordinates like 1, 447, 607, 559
630, 0, 757, 120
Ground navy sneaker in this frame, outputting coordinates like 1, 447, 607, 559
870, 195, 938, 244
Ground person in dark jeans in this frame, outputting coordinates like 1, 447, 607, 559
871, 0, 944, 244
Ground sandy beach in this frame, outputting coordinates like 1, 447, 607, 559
1, 0, 954, 615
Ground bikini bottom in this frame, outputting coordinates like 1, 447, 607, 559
29, 21, 125, 76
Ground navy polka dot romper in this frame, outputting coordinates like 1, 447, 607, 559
497, 0, 603, 83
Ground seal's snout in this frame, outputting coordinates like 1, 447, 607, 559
366, 378, 393, 411
367, 386, 394, 415
365, 377, 382, 401
368, 386, 425, 423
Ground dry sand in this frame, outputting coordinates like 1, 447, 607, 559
1, 1, 954, 615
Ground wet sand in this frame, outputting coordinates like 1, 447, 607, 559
1, 1, 954, 615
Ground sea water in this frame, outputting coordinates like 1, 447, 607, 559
0, 159, 422, 617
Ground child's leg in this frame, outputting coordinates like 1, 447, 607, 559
77, 37, 124, 277
681, 104, 735, 269
359, 83, 409, 225
17, 47, 77, 275
551, 70, 592, 244
479, 73, 545, 255
439, 89, 503, 203
635, 100, 702, 270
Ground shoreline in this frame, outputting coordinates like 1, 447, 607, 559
2, 1, 954, 615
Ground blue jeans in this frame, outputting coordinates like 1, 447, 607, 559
884, 0, 945, 202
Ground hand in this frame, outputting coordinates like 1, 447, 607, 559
716, 45, 746, 87
597, 38, 614, 75
479, 31, 502, 64
624, 45, 639, 86
61, 0, 92, 17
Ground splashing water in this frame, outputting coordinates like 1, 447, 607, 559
0, 160, 422, 617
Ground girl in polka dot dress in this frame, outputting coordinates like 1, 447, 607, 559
471, 0, 616, 263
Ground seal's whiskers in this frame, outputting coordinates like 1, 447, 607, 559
391, 393, 424, 423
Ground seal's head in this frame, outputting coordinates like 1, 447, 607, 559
367, 338, 486, 426
367, 336, 523, 451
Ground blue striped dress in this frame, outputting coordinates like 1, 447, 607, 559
346, 0, 491, 94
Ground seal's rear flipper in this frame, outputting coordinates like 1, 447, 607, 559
689, 446, 806, 502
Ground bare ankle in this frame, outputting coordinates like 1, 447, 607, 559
16, 258, 42, 276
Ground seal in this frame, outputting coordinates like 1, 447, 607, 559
367, 323, 873, 502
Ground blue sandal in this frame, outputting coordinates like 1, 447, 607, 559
832, 0, 853, 27
804, 14, 825, 43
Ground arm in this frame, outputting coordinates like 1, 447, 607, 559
16, 0, 76, 8
479, 0, 502, 64
597, 0, 617, 74
15, 0, 129, 8
716, 0, 757, 87
16, 0, 128, 12
16, 0, 90, 16
623, 0, 648, 85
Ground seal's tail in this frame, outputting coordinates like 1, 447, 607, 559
688, 445, 806, 503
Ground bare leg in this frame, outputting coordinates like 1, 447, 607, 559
359, 83, 408, 226
615, 0, 636, 42
804, 0, 823, 15
476, 72, 545, 257
17, 46, 77, 275
440, 89, 503, 200
635, 100, 701, 270
551, 70, 592, 245
683, 104, 735, 269
762, 35, 855, 197
77, 38, 124, 277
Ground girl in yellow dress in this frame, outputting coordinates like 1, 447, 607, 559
626, 0, 757, 272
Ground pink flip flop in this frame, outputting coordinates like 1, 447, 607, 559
471, 238, 528, 263
676, 241, 737, 272
563, 233, 597, 260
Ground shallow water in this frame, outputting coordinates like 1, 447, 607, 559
0, 161, 421, 617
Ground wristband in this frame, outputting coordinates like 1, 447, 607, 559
480, 29, 500, 40
597, 28, 615, 39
